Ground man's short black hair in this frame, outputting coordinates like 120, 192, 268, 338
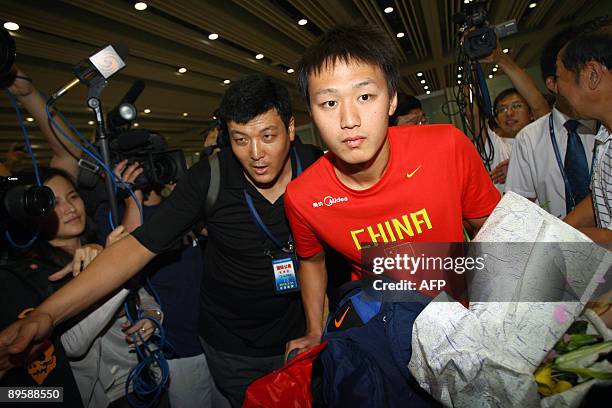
218, 74, 292, 129
540, 27, 577, 82
389, 94, 422, 126
562, 25, 612, 81
297, 24, 399, 107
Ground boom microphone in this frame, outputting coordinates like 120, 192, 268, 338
47, 44, 128, 105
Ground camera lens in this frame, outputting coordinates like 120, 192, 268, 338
153, 156, 176, 184
4, 185, 55, 221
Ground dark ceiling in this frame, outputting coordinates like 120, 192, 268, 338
1, 0, 610, 163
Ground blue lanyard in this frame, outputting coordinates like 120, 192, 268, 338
243, 147, 302, 252
549, 114, 596, 211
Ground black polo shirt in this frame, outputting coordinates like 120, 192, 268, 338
132, 143, 322, 357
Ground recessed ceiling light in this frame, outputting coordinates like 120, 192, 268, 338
417, 72, 423, 77
212, 115, 217, 120
488, 74, 494, 79
182, 112, 189, 117
396, 32, 405, 38
529, 2, 537, 8
424, 85, 429, 90
457, 74, 462, 78
492, 67, 498, 72
178, 67, 187, 74
26, 117, 34, 122
502, 48, 509, 54
420, 79, 426, 84
3, 22, 19, 31
88, 120, 95, 125
287, 68, 295, 74
134, 2, 147, 11
384, 7, 394, 13
133, 122, 140, 127
208, 33, 219, 40
143, 108, 151, 114
298, 19, 307, 26
458, 66, 462, 70
426, 90, 431, 94
223, 79, 231, 84
457, 80, 461, 84
255, 53, 264, 60
464, 0, 470, 4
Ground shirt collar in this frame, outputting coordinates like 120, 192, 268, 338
595, 125, 612, 144
552, 106, 599, 134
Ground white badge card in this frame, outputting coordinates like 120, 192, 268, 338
272, 257, 299, 293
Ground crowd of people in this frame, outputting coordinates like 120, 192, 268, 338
0, 16, 611, 408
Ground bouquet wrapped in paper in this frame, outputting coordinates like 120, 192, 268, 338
408, 192, 611, 407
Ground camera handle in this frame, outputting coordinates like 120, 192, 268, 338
86, 78, 120, 226
475, 63, 494, 119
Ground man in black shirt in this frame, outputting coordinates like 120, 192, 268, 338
0, 74, 322, 407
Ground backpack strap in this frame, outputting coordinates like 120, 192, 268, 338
205, 152, 221, 216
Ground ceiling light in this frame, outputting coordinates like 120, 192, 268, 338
457, 74, 462, 78
492, 67, 498, 72
396, 32, 405, 38
457, 80, 461, 84
255, 53, 264, 60
458, 66, 462, 70
384, 7, 394, 13
488, 74, 494, 79
182, 112, 188, 117
420, 79, 426, 84
424, 86, 429, 90
133, 122, 140, 127
208, 33, 219, 40
417, 72, 423, 77
502, 48, 509, 54
212, 115, 217, 120
143, 108, 151, 114
287, 68, 295, 74
426, 90, 431, 94
298, 19, 308, 26
178, 67, 187, 74
134, 2, 147, 11
26, 117, 34, 122
88, 120, 95, 125
529, 2, 537, 8
464, 0, 470, 3
223, 79, 231, 84
3, 22, 19, 31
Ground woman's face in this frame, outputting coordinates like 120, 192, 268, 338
44, 175, 86, 240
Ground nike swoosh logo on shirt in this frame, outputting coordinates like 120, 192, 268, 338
406, 165, 422, 178
334, 306, 351, 328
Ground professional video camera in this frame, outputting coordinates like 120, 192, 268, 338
0, 24, 17, 89
454, 0, 517, 60
0, 176, 55, 229
78, 80, 187, 193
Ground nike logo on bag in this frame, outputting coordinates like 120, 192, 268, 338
406, 165, 422, 178
334, 306, 351, 328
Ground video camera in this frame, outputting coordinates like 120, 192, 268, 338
454, 0, 517, 60
78, 80, 187, 194
0, 176, 55, 229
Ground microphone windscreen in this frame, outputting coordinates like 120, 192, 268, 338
115, 130, 150, 151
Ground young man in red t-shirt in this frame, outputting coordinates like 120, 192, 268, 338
284, 25, 501, 357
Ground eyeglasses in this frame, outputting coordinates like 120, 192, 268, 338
495, 102, 526, 115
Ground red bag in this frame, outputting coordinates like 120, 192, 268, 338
243, 342, 328, 408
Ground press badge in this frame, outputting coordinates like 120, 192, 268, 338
272, 256, 299, 293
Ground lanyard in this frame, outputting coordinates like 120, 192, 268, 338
549, 114, 596, 211
243, 147, 302, 253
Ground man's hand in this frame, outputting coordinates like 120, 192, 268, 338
114, 160, 144, 202
479, 41, 504, 65
0, 311, 54, 372
6, 67, 34, 98
48, 244, 104, 281
106, 225, 129, 247
122, 318, 157, 346
285, 331, 322, 362
490, 159, 509, 184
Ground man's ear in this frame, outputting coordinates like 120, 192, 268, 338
388, 91, 398, 116
545, 76, 558, 94
583, 61, 604, 90
288, 116, 295, 142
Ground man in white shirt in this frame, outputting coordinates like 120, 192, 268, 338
506, 28, 597, 218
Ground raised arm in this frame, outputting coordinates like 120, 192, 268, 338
7, 69, 82, 178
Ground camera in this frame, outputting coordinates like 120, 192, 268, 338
77, 80, 187, 193
0, 176, 55, 228
455, 1, 517, 60
0, 23, 17, 89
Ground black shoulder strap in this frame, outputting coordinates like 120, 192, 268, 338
205, 152, 220, 215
